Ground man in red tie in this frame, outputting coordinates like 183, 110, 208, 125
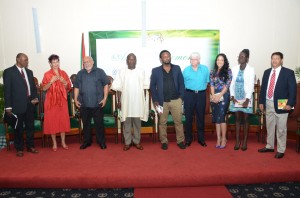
3, 53, 39, 157
258, 52, 297, 159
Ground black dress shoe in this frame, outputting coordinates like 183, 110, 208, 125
177, 142, 186, 149
258, 147, 274, 153
16, 151, 24, 157
27, 147, 39, 154
241, 145, 247, 151
80, 143, 91, 150
161, 143, 168, 150
198, 141, 207, 147
234, 143, 240, 150
275, 152, 284, 159
100, 144, 107, 149
185, 141, 192, 147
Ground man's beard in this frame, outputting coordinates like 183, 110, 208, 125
162, 60, 171, 65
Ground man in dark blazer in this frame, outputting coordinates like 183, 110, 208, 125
258, 52, 297, 159
150, 50, 186, 150
3, 53, 39, 157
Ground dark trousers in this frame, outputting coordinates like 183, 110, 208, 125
184, 90, 206, 143
14, 102, 35, 151
80, 106, 106, 145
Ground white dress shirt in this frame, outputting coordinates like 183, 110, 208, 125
16, 66, 31, 96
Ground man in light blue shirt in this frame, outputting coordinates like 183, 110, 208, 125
183, 52, 210, 147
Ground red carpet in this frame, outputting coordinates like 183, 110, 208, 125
134, 186, 232, 198
0, 133, 299, 188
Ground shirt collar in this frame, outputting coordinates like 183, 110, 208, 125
272, 65, 282, 73
84, 66, 96, 73
190, 64, 200, 71
16, 65, 24, 73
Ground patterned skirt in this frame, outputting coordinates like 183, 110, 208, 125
211, 92, 230, 123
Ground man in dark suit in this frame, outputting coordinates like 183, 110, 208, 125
258, 52, 297, 159
150, 50, 186, 150
3, 53, 39, 157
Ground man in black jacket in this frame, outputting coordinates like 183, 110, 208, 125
150, 50, 186, 150
4, 53, 39, 157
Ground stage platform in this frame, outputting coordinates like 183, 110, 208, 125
0, 133, 299, 189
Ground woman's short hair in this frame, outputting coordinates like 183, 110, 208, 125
48, 54, 60, 62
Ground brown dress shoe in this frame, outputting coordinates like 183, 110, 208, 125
27, 147, 39, 154
123, 145, 130, 151
134, 144, 144, 150
16, 151, 24, 157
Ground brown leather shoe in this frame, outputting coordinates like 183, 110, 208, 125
16, 151, 24, 157
123, 145, 130, 151
134, 144, 144, 150
27, 147, 39, 154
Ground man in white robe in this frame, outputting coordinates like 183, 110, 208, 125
111, 53, 150, 151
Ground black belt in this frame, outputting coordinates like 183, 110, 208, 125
185, 89, 205, 93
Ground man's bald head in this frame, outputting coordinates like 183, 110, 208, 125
16, 53, 28, 68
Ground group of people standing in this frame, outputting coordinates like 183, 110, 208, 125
150, 49, 252, 152
3, 49, 297, 159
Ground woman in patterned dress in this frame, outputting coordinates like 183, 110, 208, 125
210, 53, 232, 149
229, 49, 255, 151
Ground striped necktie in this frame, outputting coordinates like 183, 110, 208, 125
21, 69, 29, 97
267, 69, 276, 98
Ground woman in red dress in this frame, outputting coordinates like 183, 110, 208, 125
41, 54, 71, 151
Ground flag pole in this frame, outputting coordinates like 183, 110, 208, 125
81, 33, 86, 69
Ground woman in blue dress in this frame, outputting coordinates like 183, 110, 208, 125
210, 53, 232, 149
229, 49, 255, 151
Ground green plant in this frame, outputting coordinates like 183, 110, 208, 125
295, 67, 300, 80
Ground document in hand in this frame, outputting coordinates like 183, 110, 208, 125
277, 99, 294, 110
210, 93, 224, 102
234, 99, 252, 108
156, 105, 163, 114
3, 112, 18, 129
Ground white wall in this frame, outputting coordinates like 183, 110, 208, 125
0, 0, 299, 82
